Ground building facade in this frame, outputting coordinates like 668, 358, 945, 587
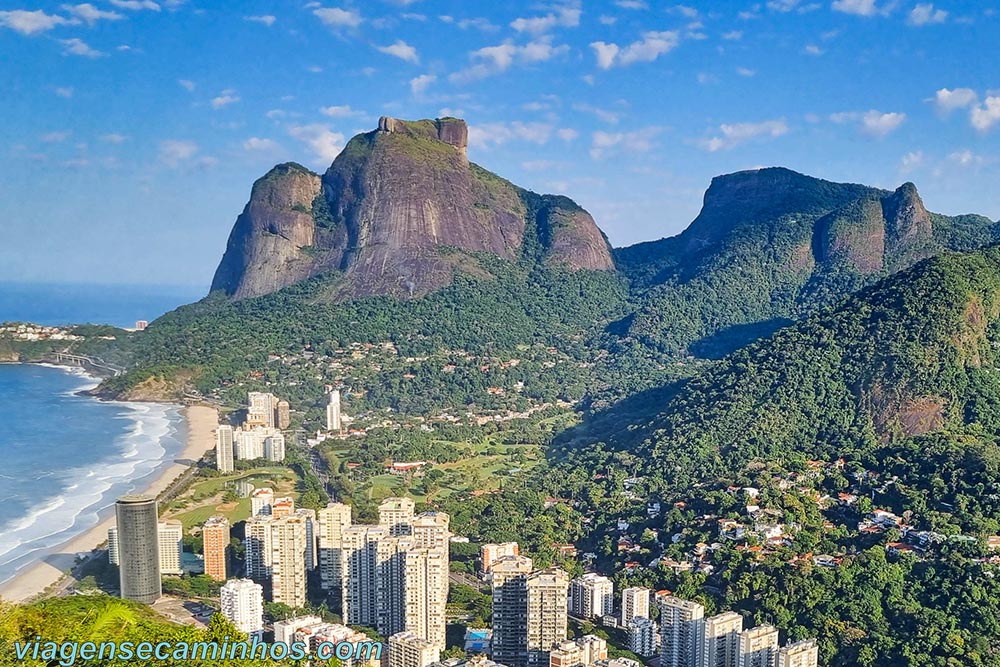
659, 596, 705, 667
271, 515, 309, 608
525, 568, 570, 667
389, 631, 441, 667
569, 573, 613, 620
703, 612, 744, 667
202, 515, 230, 581
777, 640, 818, 667
620, 587, 650, 627
216, 424, 234, 473
220, 578, 264, 637
115, 495, 161, 604
738, 626, 779, 667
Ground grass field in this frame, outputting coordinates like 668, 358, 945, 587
164, 466, 300, 530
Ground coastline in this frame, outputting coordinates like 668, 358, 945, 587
0, 401, 218, 604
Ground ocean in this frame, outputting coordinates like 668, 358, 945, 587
0, 281, 206, 329
0, 364, 185, 587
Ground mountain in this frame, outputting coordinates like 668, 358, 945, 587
615, 168, 999, 357
617, 245, 1000, 486
211, 117, 613, 300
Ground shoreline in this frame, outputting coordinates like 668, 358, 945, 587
0, 400, 218, 604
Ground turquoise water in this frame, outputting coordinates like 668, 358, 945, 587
0, 364, 185, 586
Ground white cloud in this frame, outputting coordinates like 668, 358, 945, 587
557, 128, 579, 141
320, 105, 364, 118
737, 67, 756, 77
830, 109, 906, 136
245, 15, 276, 26
450, 40, 568, 83
803, 44, 824, 55
589, 127, 661, 159
510, 5, 580, 34
210, 90, 240, 109
908, 3, 947, 25
589, 31, 679, 69
900, 150, 923, 172
599, 15, 617, 25
572, 103, 621, 124
100, 133, 127, 144
60, 38, 105, 58
314, 7, 362, 28
377, 39, 419, 63
178, 79, 195, 91
288, 124, 345, 165
931, 87, 978, 113
698, 119, 788, 151
615, 0, 648, 8
767, 0, 800, 11
109, 0, 160, 10
41, 131, 71, 143
831, 0, 883, 17
672, 5, 699, 18
971, 97, 1000, 131
244, 137, 281, 152
0, 9, 70, 35
159, 139, 198, 167
467, 122, 556, 149
62, 4, 124, 24
54, 86, 74, 98
722, 30, 743, 40
948, 149, 984, 167
410, 74, 436, 95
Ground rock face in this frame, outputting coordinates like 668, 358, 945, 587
211, 117, 613, 300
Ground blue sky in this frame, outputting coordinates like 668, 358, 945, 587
0, 0, 997, 288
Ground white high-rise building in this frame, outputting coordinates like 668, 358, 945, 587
317, 502, 352, 591
659, 597, 705, 667
341, 525, 394, 629
703, 612, 744, 667
108, 521, 182, 577
525, 568, 570, 667
569, 573, 613, 619
777, 640, 818, 667
379, 497, 416, 536
244, 515, 273, 582
158, 520, 183, 576
389, 631, 441, 667
491, 555, 534, 667
234, 426, 285, 462
274, 615, 323, 645
628, 617, 657, 657
549, 635, 607, 667
404, 549, 449, 649
251, 487, 275, 517
216, 424, 234, 473
620, 587, 650, 627
295, 508, 318, 571
326, 389, 342, 432
271, 515, 308, 608
247, 391, 278, 428
411, 512, 450, 551
480, 542, 519, 577
738, 626, 778, 667
220, 578, 264, 638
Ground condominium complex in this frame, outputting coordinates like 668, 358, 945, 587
549, 635, 607, 667
525, 568, 570, 667
216, 424, 234, 473
659, 596, 705, 667
388, 631, 441, 667
220, 578, 264, 638
620, 587, 650, 627
480, 542, 519, 577
777, 640, 819, 667
114, 495, 161, 604
202, 515, 230, 581
271, 515, 309, 608
296, 508, 317, 570
628, 617, 657, 657
738, 626, 779, 667
326, 389, 342, 432
250, 487, 275, 517
286, 620, 382, 667
244, 515, 273, 581
404, 549, 449, 649
157, 519, 183, 576
704, 612, 744, 667
379, 496, 416, 536
317, 502, 352, 592
233, 426, 285, 462
246, 391, 279, 428
569, 573, 613, 619
411, 511, 450, 551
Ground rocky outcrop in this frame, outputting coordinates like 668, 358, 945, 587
211, 117, 613, 300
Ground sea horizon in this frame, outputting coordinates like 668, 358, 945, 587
0, 363, 186, 588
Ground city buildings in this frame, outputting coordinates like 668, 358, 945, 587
628, 617, 657, 657
247, 391, 279, 428
274, 615, 323, 645
234, 426, 286, 462
114, 495, 161, 604
480, 542, 519, 577
317, 502, 352, 592
620, 587, 650, 627
388, 631, 441, 667
491, 555, 534, 667
244, 515, 273, 582
569, 573, 613, 620
659, 596, 705, 667
404, 548, 449, 649
158, 520, 183, 576
288, 620, 382, 667
379, 497, 416, 536
703, 612, 744, 667
216, 424, 234, 473
202, 515, 230, 581
271, 515, 309, 608
549, 635, 607, 667
777, 640, 818, 667
250, 487, 275, 517
737, 626, 779, 667
326, 389, 342, 432
525, 568, 570, 667
220, 578, 264, 638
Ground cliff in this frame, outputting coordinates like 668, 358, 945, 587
211, 116, 614, 300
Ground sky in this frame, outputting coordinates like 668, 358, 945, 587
0, 0, 997, 288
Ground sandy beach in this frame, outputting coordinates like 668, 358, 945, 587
0, 404, 218, 604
